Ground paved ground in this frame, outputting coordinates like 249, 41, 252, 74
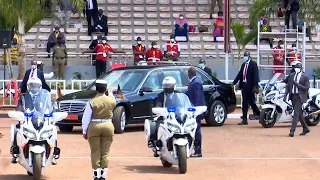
1, 110, 320, 180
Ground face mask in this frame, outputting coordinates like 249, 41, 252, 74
294, 68, 301, 73
152, 45, 157, 49
137, 41, 142, 44
243, 56, 249, 61
31, 65, 37, 69
199, 63, 205, 68
179, 16, 183, 19
102, 40, 107, 44
292, 47, 297, 51
170, 38, 175, 42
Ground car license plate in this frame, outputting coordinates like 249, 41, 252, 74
66, 115, 78, 120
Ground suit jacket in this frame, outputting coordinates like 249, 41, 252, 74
156, 90, 181, 107
186, 77, 206, 106
233, 60, 260, 90
84, 0, 98, 12
94, 15, 108, 29
20, 69, 51, 93
284, 72, 309, 103
202, 66, 213, 79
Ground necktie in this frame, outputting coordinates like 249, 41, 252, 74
243, 63, 248, 82
31, 70, 34, 77
294, 73, 299, 94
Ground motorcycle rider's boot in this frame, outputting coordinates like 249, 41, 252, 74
289, 131, 294, 137
11, 157, 17, 164
100, 168, 108, 180
93, 168, 101, 180
52, 158, 57, 165
10, 145, 19, 164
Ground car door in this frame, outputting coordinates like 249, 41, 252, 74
181, 67, 215, 107
131, 70, 163, 119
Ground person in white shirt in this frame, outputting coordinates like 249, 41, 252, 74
37, 61, 54, 80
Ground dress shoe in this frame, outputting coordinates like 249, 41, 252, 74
52, 158, 57, 165
300, 129, 310, 136
190, 153, 202, 158
289, 133, 294, 137
238, 121, 248, 125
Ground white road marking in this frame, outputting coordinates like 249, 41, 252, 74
1, 156, 320, 160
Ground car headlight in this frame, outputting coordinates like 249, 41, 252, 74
167, 123, 180, 133
40, 129, 53, 140
184, 123, 196, 133
23, 127, 36, 139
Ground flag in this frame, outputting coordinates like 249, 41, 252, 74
57, 84, 63, 98
116, 84, 124, 100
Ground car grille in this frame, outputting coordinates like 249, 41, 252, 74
59, 101, 86, 113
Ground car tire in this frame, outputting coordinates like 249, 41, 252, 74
58, 125, 73, 132
205, 100, 226, 126
113, 106, 126, 134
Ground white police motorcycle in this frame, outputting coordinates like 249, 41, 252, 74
144, 93, 207, 174
8, 89, 68, 180
259, 73, 320, 128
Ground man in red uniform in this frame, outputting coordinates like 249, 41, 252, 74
146, 41, 163, 65
132, 37, 146, 66
163, 34, 180, 61
286, 43, 301, 66
83, 36, 125, 78
272, 40, 285, 75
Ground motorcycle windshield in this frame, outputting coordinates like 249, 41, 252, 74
23, 89, 53, 130
164, 93, 193, 124
265, 73, 284, 92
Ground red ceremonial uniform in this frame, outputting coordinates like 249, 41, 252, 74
146, 48, 163, 63
133, 44, 146, 61
165, 41, 180, 59
273, 46, 285, 74
94, 43, 114, 62
287, 49, 301, 65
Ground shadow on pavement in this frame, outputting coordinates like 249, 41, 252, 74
0, 175, 47, 180
124, 165, 178, 174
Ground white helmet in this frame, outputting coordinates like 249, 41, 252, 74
162, 76, 176, 94
27, 77, 42, 95
290, 60, 300, 67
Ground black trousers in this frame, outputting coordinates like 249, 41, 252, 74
95, 60, 106, 79
86, 10, 97, 36
285, 9, 298, 30
241, 84, 260, 121
290, 94, 309, 133
47, 42, 55, 53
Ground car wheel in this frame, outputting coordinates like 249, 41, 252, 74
113, 106, 126, 134
58, 125, 73, 132
205, 100, 226, 126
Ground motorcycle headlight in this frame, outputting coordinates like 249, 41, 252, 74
23, 127, 36, 139
184, 123, 196, 133
265, 93, 275, 101
167, 123, 181, 133
40, 129, 53, 140
53, 101, 58, 110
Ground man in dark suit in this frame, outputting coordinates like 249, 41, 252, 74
186, 67, 206, 157
20, 60, 51, 94
84, 0, 98, 36
232, 51, 260, 125
284, 62, 310, 137
198, 59, 213, 79
94, 9, 108, 36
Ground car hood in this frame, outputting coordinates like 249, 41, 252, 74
57, 90, 136, 102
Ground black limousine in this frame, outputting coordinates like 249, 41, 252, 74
55, 64, 236, 134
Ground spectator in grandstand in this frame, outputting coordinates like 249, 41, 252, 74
272, 40, 285, 75
57, 0, 75, 34
47, 26, 65, 58
163, 34, 180, 61
89, 34, 103, 66
146, 41, 163, 64
209, 0, 223, 19
198, 59, 213, 79
254, 19, 273, 48
82, 36, 125, 78
11, 26, 20, 42
175, 14, 189, 41
93, 9, 108, 36
286, 43, 301, 66
212, 11, 224, 42
84, 0, 98, 36
132, 37, 146, 66
52, 36, 68, 79
1, 38, 19, 66
282, 0, 300, 30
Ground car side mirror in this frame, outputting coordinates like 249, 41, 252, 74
139, 87, 153, 96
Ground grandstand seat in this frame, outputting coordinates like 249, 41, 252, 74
160, 13, 171, 19
190, 44, 202, 50
120, 0, 130, 4
108, 36, 119, 41
79, 36, 91, 41
148, 36, 160, 41
133, 13, 145, 19
133, 6, 144, 12
108, 13, 119, 18
107, 6, 118, 12
173, 7, 183, 12
197, 0, 208, 5
66, 44, 77, 49
133, 0, 143, 5
120, 6, 131, 12
147, 21, 158, 26
39, 28, 51, 33
134, 29, 146, 34
159, 7, 170, 12
121, 36, 132, 41
148, 29, 159, 34
146, 0, 156, 5
25, 35, 37, 41
66, 35, 77, 41
121, 29, 132, 34
120, 44, 132, 50
204, 44, 215, 50
120, 13, 131, 18
107, 0, 118, 4
186, 13, 197, 19
161, 28, 172, 34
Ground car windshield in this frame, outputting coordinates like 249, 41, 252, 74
23, 89, 53, 130
89, 69, 148, 92
165, 93, 193, 117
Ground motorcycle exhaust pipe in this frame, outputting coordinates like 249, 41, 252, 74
309, 110, 320, 116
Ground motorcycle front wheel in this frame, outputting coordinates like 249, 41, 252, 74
260, 109, 277, 128
32, 153, 42, 180
306, 114, 320, 126
176, 145, 187, 174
